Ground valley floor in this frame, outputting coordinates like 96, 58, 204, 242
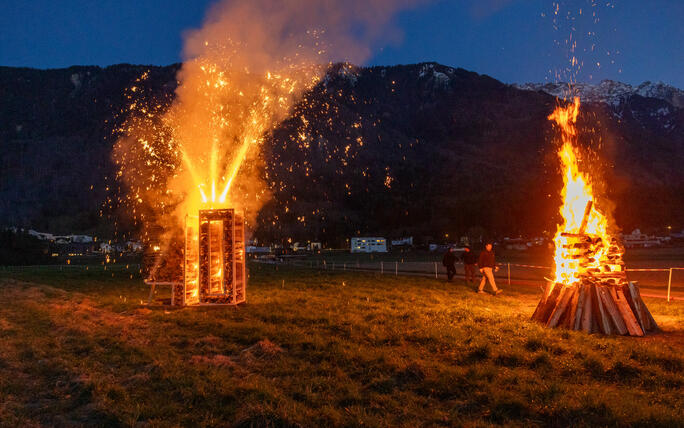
0, 264, 683, 427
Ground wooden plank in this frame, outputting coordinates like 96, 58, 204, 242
624, 283, 646, 332
578, 200, 593, 234
531, 281, 554, 321
598, 287, 628, 335
566, 285, 581, 328
534, 284, 561, 323
547, 286, 574, 328
581, 284, 594, 333
574, 283, 587, 330
628, 282, 659, 332
593, 286, 613, 335
615, 288, 644, 336
634, 283, 659, 332
640, 297, 659, 333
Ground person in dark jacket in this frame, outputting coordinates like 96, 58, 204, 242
478, 242, 502, 295
442, 247, 457, 282
461, 246, 478, 285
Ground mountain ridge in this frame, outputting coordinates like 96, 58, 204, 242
0, 62, 682, 243
514, 80, 684, 108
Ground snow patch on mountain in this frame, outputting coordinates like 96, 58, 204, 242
514, 80, 684, 108
418, 63, 451, 87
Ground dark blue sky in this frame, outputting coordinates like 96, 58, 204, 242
1, 0, 682, 87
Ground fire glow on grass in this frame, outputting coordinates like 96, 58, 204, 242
548, 97, 617, 287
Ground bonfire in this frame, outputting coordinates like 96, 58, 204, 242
531, 98, 658, 336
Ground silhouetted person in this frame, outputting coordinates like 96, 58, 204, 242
442, 247, 457, 282
461, 246, 478, 285
478, 242, 502, 295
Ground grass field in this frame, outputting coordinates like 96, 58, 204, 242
1, 264, 683, 427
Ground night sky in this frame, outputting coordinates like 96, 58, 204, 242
1, 0, 682, 87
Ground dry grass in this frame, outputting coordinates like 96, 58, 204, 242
0, 264, 683, 427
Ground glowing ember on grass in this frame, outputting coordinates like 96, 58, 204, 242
532, 98, 658, 336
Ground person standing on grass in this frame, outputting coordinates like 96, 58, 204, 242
442, 246, 457, 282
478, 242, 502, 295
461, 246, 478, 285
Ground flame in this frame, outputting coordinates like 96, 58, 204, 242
549, 97, 614, 286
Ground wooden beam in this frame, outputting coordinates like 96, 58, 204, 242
547, 286, 574, 328
598, 287, 628, 335
624, 283, 646, 332
574, 283, 587, 330
593, 286, 613, 335
566, 285, 581, 328
578, 200, 593, 234
580, 284, 594, 333
615, 288, 644, 336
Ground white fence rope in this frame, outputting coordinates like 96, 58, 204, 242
268, 259, 683, 301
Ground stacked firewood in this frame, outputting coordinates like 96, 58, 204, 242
532, 201, 658, 336
531, 280, 658, 336
559, 232, 626, 287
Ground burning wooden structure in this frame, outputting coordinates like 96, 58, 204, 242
531, 202, 658, 336
534, 98, 657, 336
144, 209, 246, 306
175, 208, 246, 306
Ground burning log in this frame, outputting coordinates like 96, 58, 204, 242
578, 200, 593, 234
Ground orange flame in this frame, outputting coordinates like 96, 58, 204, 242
549, 97, 613, 286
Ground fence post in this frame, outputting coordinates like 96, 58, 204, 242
332, 262, 335, 271
395, 261, 398, 276
434, 262, 438, 279
668, 268, 673, 302
343, 263, 346, 271
381, 261, 384, 274
507, 263, 511, 286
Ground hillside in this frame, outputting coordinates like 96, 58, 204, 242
0, 63, 682, 244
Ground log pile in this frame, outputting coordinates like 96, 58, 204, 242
559, 232, 626, 287
532, 201, 658, 336
531, 281, 658, 336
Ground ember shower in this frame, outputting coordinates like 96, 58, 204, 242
113, 0, 422, 276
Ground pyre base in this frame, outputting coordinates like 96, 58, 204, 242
531, 281, 658, 336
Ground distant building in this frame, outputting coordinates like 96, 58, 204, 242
621, 229, 667, 248
351, 237, 387, 253
391, 237, 413, 247
126, 241, 143, 252
292, 242, 308, 252
28, 229, 54, 241
246, 246, 271, 254
70, 235, 94, 244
